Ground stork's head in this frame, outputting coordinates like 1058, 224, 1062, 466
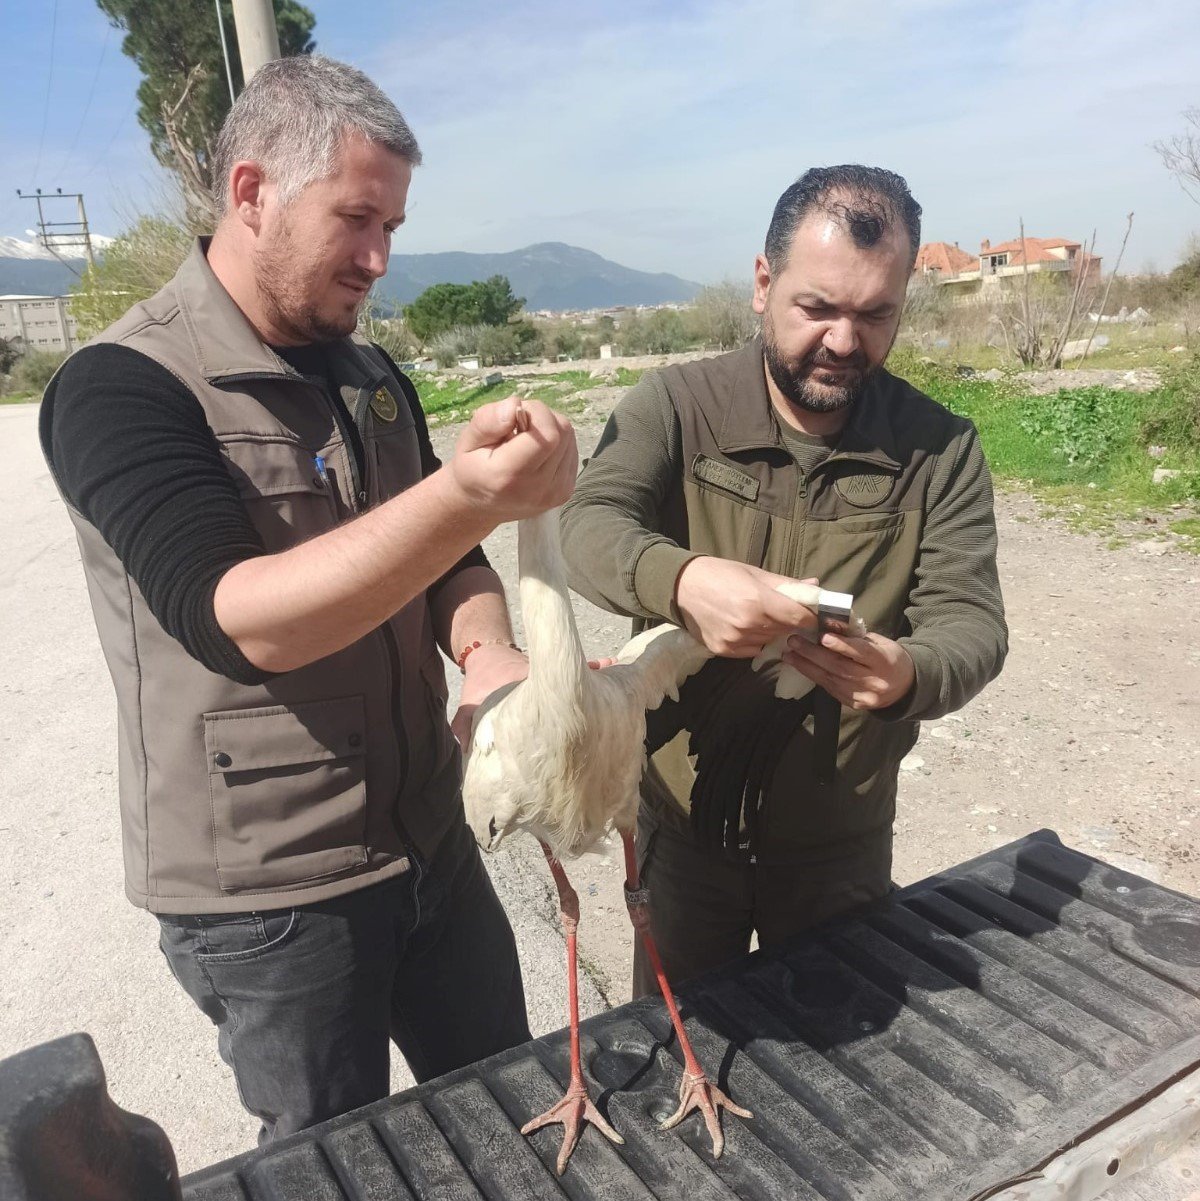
463, 777, 521, 853
459, 682, 526, 853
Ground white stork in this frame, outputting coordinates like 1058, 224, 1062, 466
462, 496, 841, 1171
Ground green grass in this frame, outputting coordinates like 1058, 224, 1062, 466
897, 320, 1194, 374
1168, 517, 1200, 554
414, 351, 1200, 539
414, 378, 510, 423
889, 348, 1200, 533
0, 391, 39, 405
413, 366, 646, 427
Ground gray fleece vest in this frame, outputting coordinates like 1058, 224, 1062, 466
41, 240, 461, 913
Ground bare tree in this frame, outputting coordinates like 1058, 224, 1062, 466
1078, 213, 1134, 361
690, 280, 758, 350
160, 64, 220, 231
996, 217, 1135, 369
1154, 108, 1200, 205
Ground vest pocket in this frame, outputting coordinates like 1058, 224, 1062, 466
221, 438, 339, 551
204, 696, 369, 892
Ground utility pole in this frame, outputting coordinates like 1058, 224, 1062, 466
16, 188, 97, 273
214, 0, 237, 103
230, 0, 281, 83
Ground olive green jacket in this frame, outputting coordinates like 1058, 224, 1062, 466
560, 338, 1007, 861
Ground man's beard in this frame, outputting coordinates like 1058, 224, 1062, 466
254, 227, 367, 344
762, 313, 875, 414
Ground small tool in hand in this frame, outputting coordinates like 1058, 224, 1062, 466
512, 397, 531, 436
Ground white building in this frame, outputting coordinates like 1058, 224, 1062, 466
0, 295, 79, 354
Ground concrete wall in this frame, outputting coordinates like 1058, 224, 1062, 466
0, 295, 78, 354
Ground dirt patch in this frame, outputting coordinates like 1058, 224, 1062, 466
1015, 367, 1163, 394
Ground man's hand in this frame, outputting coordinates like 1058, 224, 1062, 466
783, 629, 915, 711
450, 646, 616, 748
447, 397, 577, 522
451, 644, 529, 749
674, 557, 820, 658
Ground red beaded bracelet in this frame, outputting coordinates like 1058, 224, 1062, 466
456, 639, 522, 672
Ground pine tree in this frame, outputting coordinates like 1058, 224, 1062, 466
96, 0, 316, 228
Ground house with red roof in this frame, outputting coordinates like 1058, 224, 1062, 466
913, 241, 980, 279
977, 236, 1100, 281
912, 236, 1101, 298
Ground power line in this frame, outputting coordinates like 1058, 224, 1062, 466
30, 0, 61, 187
81, 97, 136, 182
53, 22, 113, 182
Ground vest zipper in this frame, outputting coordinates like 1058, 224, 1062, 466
332, 388, 368, 510
346, 385, 413, 853
787, 469, 811, 575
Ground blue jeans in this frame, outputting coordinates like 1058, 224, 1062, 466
157, 818, 529, 1143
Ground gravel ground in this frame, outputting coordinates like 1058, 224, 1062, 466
3, 397, 1197, 1192
0, 403, 603, 1173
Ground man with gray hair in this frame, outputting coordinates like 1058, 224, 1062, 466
40, 55, 575, 1140
562, 165, 1007, 997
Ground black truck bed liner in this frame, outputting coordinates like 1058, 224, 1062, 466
181, 831, 1200, 1200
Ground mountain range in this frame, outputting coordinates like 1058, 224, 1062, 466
0, 237, 700, 312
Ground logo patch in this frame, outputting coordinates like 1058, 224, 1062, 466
692, 454, 760, 501
370, 387, 398, 422
834, 471, 894, 507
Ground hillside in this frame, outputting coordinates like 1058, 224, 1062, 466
0, 238, 699, 311
374, 242, 699, 310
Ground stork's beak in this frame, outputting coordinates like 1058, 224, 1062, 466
485, 816, 502, 852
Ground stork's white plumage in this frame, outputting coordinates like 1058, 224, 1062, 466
463, 510, 711, 860
458, 381, 849, 1171
461, 507, 756, 1174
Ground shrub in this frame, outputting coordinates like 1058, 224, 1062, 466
426, 324, 488, 368
9, 350, 68, 396
1142, 351, 1200, 452
70, 215, 191, 339
1018, 387, 1139, 466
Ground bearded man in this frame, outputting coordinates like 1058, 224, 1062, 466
40, 56, 578, 1140
561, 165, 1007, 997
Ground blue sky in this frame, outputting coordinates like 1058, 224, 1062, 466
2, 0, 1198, 282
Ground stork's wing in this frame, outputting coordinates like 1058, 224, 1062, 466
609, 622, 713, 711
752, 636, 818, 701
751, 580, 822, 700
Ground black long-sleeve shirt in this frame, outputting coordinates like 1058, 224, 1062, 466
47, 341, 489, 684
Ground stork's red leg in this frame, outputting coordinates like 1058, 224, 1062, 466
521, 841, 623, 1174
620, 830, 751, 1158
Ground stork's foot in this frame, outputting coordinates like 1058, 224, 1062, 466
660, 1070, 752, 1158
521, 1083, 624, 1175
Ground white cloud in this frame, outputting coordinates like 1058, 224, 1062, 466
364, 0, 1200, 279
9, 0, 1195, 279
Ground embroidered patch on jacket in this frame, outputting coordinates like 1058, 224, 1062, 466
692, 454, 760, 501
833, 471, 894, 507
370, 387, 399, 422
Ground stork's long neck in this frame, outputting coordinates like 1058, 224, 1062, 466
516, 509, 588, 698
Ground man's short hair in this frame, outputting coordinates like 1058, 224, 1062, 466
765, 165, 922, 271
211, 55, 422, 213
